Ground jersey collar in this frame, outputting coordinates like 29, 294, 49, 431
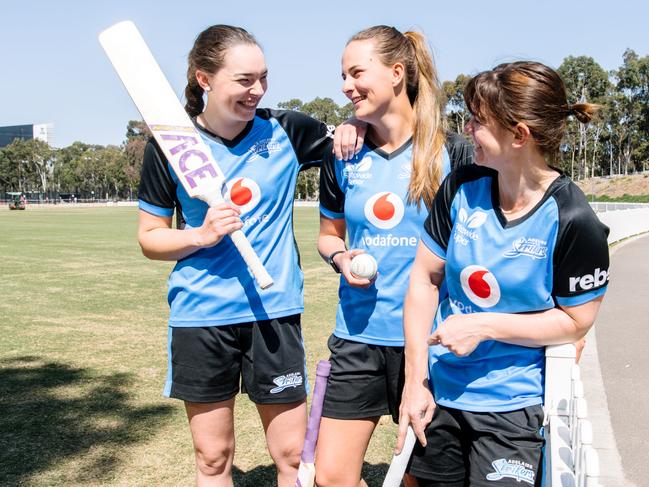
364, 137, 413, 160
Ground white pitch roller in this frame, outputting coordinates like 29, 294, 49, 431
350, 253, 378, 280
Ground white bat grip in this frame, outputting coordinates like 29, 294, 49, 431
382, 426, 417, 487
229, 230, 274, 289
204, 191, 273, 290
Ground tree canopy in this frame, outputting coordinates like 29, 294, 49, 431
2, 50, 646, 202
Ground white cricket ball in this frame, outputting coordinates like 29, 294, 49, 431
350, 253, 378, 280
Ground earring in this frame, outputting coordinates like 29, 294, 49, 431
204, 87, 211, 92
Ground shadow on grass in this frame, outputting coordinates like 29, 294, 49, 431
231, 461, 389, 486
0, 356, 173, 486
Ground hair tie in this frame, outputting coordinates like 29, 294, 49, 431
566, 103, 574, 115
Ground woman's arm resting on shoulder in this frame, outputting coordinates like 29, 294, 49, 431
397, 243, 445, 451
333, 117, 367, 161
430, 297, 604, 356
138, 203, 242, 261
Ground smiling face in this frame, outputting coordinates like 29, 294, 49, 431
199, 43, 268, 126
464, 115, 515, 168
341, 39, 399, 123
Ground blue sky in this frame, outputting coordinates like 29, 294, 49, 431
1, 0, 647, 148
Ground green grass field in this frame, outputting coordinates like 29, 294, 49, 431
0, 206, 396, 486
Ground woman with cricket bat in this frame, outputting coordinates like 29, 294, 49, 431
398, 61, 609, 486
136, 24, 361, 486
316, 25, 472, 487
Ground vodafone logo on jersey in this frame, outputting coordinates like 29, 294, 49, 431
364, 192, 405, 229
460, 265, 501, 308
225, 177, 261, 214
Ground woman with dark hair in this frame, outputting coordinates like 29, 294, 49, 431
398, 61, 609, 486
137, 25, 359, 486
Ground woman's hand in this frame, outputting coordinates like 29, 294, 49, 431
333, 118, 367, 161
428, 313, 487, 357
195, 202, 243, 248
396, 379, 436, 452
333, 249, 376, 288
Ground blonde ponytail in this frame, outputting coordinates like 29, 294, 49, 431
403, 31, 446, 210
348, 26, 446, 210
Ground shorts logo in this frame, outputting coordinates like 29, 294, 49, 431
460, 265, 500, 308
486, 458, 535, 485
364, 192, 405, 229
225, 177, 261, 214
503, 237, 548, 260
270, 372, 304, 394
247, 138, 281, 161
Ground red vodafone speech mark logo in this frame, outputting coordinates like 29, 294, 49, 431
460, 265, 500, 308
364, 192, 404, 229
225, 177, 261, 213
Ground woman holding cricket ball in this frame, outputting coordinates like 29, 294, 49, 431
316, 25, 472, 487
137, 24, 362, 486
398, 61, 609, 486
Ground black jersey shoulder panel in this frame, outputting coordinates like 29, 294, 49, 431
318, 150, 345, 216
138, 138, 177, 210
424, 164, 496, 251
258, 108, 332, 170
552, 179, 610, 298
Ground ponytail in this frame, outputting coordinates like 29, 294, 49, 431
570, 102, 599, 124
403, 31, 446, 210
348, 26, 446, 210
184, 73, 205, 117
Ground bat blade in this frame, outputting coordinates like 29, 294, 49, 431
296, 360, 331, 487
382, 426, 416, 487
98, 21, 273, 289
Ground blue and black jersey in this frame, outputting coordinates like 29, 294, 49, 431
138, 108, 331, 327
421, 164, 610, 412
319, 132, 473, 346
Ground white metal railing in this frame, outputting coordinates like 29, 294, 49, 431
545, 344, 603, 487
590, 202, 649, 213
544, 207, 649, 486
596, 207, 649, 244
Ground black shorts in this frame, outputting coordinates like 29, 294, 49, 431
321, 335, 404, 422
164, 314, 307, 404
408, 404, 545, 487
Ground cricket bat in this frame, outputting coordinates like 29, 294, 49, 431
98, 21, 273, 289
296, 360, 331, 487
382, 425, 416, 487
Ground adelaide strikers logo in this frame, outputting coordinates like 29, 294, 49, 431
460, 265, 501, 308
364, 192, 405, 229
225, 177, 261, 214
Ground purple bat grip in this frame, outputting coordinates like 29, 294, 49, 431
301, 360, 331, 463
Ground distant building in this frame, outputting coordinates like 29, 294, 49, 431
0, 123, 54, 148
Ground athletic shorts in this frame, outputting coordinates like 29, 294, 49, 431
408, 404, 545, 487
164, 314, 307, 404
321, 334, 404, 422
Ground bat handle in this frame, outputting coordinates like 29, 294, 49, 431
229, 230, 274, 289
382, 426, 417, 487
203, 190, 273, 290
